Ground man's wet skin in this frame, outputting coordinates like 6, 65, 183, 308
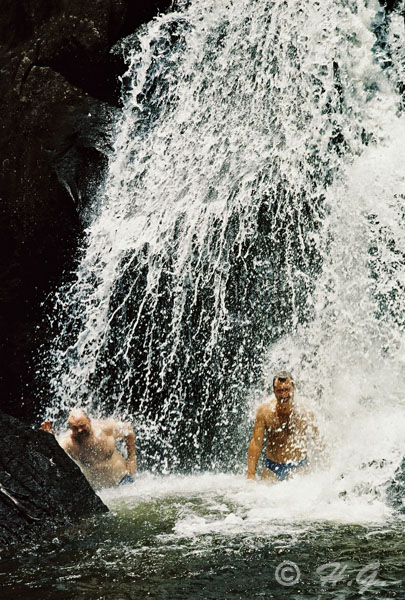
41, 409, 137, 489
247, 373, 321, 482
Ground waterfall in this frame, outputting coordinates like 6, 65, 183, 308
40, 0, 404, 483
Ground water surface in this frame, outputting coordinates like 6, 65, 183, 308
1, 473, 403, 599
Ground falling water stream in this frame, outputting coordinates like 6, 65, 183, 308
2, 0, 405, 597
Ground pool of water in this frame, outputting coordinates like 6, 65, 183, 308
0, 473, 403, 599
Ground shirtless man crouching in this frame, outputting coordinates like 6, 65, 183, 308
247, 371, 321, 482
41, 409, 137, 489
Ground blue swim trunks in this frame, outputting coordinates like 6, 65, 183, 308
264, 457, 308, 481
118, 473, 135, 486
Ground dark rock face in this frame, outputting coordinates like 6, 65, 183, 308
0, 411, 108, 547
0, 1, 171, 419
386, 457, 405, 513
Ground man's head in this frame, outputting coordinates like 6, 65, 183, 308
68, 409, 92, 441
273, 371, 295, 409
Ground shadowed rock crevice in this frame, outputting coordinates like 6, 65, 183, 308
0, 1, 171, 419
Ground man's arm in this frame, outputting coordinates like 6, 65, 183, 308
247, 407, 266, 480
105, 420, 137, 475
124, 429, 137, 475
309, 419, 326, 457
300, 410, 326, 457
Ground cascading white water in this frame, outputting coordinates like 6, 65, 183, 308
41, 0, 404, 494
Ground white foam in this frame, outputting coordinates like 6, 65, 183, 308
99, 470, 395, 541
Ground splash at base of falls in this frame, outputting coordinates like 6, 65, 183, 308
100, 472, 394, 528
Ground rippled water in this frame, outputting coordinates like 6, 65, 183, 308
1, 474, 404, 599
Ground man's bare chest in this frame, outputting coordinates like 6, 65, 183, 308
72, 434, 116, 467
265, 416, 305, 445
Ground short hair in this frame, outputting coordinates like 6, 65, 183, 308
68, 408, 90, 422
273, 371, 294, 388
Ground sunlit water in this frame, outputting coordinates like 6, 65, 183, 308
21, 0, 405, 596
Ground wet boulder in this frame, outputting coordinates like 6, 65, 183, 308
0, 411, 108, 547
386, 457, 405, 513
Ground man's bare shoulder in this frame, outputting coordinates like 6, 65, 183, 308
97, 419, 132, 437
256, 397, 276, 419
93, 419, 115, 436
295, 404, 316, 422
294, 404, 318, 431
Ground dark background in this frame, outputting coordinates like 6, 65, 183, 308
0, 0, 171, 419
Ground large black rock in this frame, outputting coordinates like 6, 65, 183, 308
0, 411, 108, 547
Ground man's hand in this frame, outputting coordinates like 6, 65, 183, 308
40, 420, 55, 435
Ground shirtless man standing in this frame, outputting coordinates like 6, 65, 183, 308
247, 371, 320, 482
41, 409, 137, 489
